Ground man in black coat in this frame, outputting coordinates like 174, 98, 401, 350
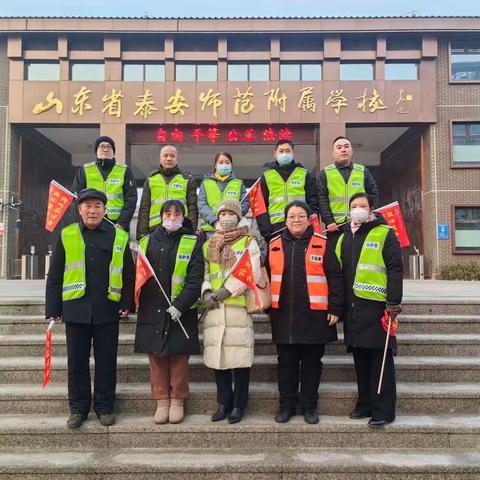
46, 188, 135, 429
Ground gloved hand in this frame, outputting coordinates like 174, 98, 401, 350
212, 287, 231, 303
386, 304, 402, 317
203, 290, 219, 310
166, 305, 182, 321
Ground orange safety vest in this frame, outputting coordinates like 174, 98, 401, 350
269, 233, 329, 310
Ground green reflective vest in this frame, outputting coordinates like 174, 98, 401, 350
325, 163, 365, 224
148, 173, 189, 229
335, 225, 390, 302
200, 178, 243, 231
61, 223, 129, 302
84, 162, 126, 221
263, 167, 307, 225
203, 236, 249, 307
138, 233, 197, 306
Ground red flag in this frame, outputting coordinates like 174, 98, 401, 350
375, 201, 410, 248
381, 310, 399, 337
45, 180, 76, 232
248, 180, 267, 219
134, 248, 155, 305
309, 214, 321, 234
43, 322, 55, 389
230, 250, 260, 307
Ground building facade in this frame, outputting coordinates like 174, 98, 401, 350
0, 16, 479, 278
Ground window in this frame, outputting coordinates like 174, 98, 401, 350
279, 34, 323, 52
69, 35, 103, 51
386, 36, 421, 51
385, 62, 418, 80
228, 63, 269, 81
23, 34, 58, 51
175, 63, 217, 81
25, 62, 60, 80
123, 63, 165, 81
454, 207, 480, 252
121, 35, 164, 51
175, 34, 217, 52
340, 62, 374, 81
452, 122, 480, 166
342, 35, 376, 51
280, 63, 322, 81
70, 62, 105, 81
451, 40, 480, 81
228, 35, 270, 51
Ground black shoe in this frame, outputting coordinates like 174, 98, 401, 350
304, 409, 319, 425
275, 408, 295, 423
211, 404, 232, 422
349, 408, 372, 420
368, 418, 394, 428
97, 413, 115, 426
227, 407, 244, 424
67, 412, 88, 429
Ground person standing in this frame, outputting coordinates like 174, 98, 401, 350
266, 201, 343, 424
45, 188, 134, 429
134, 199, 203, 424
256, 139, 318, 242
335, 192, 403, 427
317, 136, 379, 237
72, 136, 137, 231
201, 199, 261, 424
136, 145, 198, 240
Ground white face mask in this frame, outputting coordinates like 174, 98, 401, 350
162, 219, 183, 232
350, 207, 370, 224
219, 215, 239, 230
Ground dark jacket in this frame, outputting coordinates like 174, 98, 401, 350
45, 220, 135, 324
338, 216, 403, 351
265, 225, 344, 345
134, 221, 203, 357
72, 158, 138, 230
256, 160, 319, 241
317, 162, 379, 226
136, 166, 198, 240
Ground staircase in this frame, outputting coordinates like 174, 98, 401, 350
0, 297, 479, 478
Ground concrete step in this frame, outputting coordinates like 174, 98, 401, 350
401, 300, 480, 316
0, 382, 478, 416
0, 445, 478, 479
0, 414, 478, 450
393, 314, 480, 334
2, 354, 480, 384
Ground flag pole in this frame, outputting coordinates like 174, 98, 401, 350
241, 177, 261, 203
377, 314, 394, 395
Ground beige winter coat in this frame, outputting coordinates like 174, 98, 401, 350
202, 224, 261, 370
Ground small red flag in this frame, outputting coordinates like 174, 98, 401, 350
309, 214, 321, 234
381, 310, 399, 337
375, 201, 410, 248
248, 180, 267, 219
43, 321, 55, 389
134, 248, 155, 305
230, 250, 260, 306
45, 180, 76, 232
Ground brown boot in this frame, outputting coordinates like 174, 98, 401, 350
154, 399, 170, 424
169, 398, 184, 424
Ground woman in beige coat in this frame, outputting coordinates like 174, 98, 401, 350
202, 199, 261, 424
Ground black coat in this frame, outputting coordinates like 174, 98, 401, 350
45, 220, 135, 324
134, 223, 203, 357
265, 226, 344, 345
338, 216, 403, 351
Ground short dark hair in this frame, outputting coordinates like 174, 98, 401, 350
213, 152, 233, 171
349, 192, 374, 209
160, 199, 185, 217
332, 136, 351, 147
275, 139, 294, 150
285, 200, 313, 218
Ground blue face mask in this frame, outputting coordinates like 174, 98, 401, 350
216, 164, 232, 176
276, 153, 293, 166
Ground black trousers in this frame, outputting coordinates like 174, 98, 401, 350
214, 368, 250, 409
352, 347, 396, 421
65, 321, 119, 415
276, 344, 326, 410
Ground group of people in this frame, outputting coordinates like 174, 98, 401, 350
45, 134, 403, 431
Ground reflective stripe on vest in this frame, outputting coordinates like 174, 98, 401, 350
84, 162, 126, 221
61, 223, 128, 302
269, 233, 329, 310
335, 225, 390, 302
138, 234, 197, 307
200, 178, 243, 231
325, 163, 365, 224
263, 167, 307, 225
148, 173, 189, 229
203, 236, 249, 307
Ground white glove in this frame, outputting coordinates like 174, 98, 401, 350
167, 305, 182, 321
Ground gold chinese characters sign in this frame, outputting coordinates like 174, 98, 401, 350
14, 81, 433, 124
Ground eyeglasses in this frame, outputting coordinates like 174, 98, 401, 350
98, 144, 112, 150
286, 215, 308, 221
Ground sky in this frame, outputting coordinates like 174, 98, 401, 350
1, 0, 480, 18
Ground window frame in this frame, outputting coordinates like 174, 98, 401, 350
449, 119, 480, 169
24, 61, 61, 81
122, 62, 165, 82
175, 63, 218, 82
279, 62, 322, 81
339, 61, 375, 81
452, 204, 480, 254
70, 61, 105, 81
227, 62, 270, 81
449, 39, 480, 84
384, 61, 419, 80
